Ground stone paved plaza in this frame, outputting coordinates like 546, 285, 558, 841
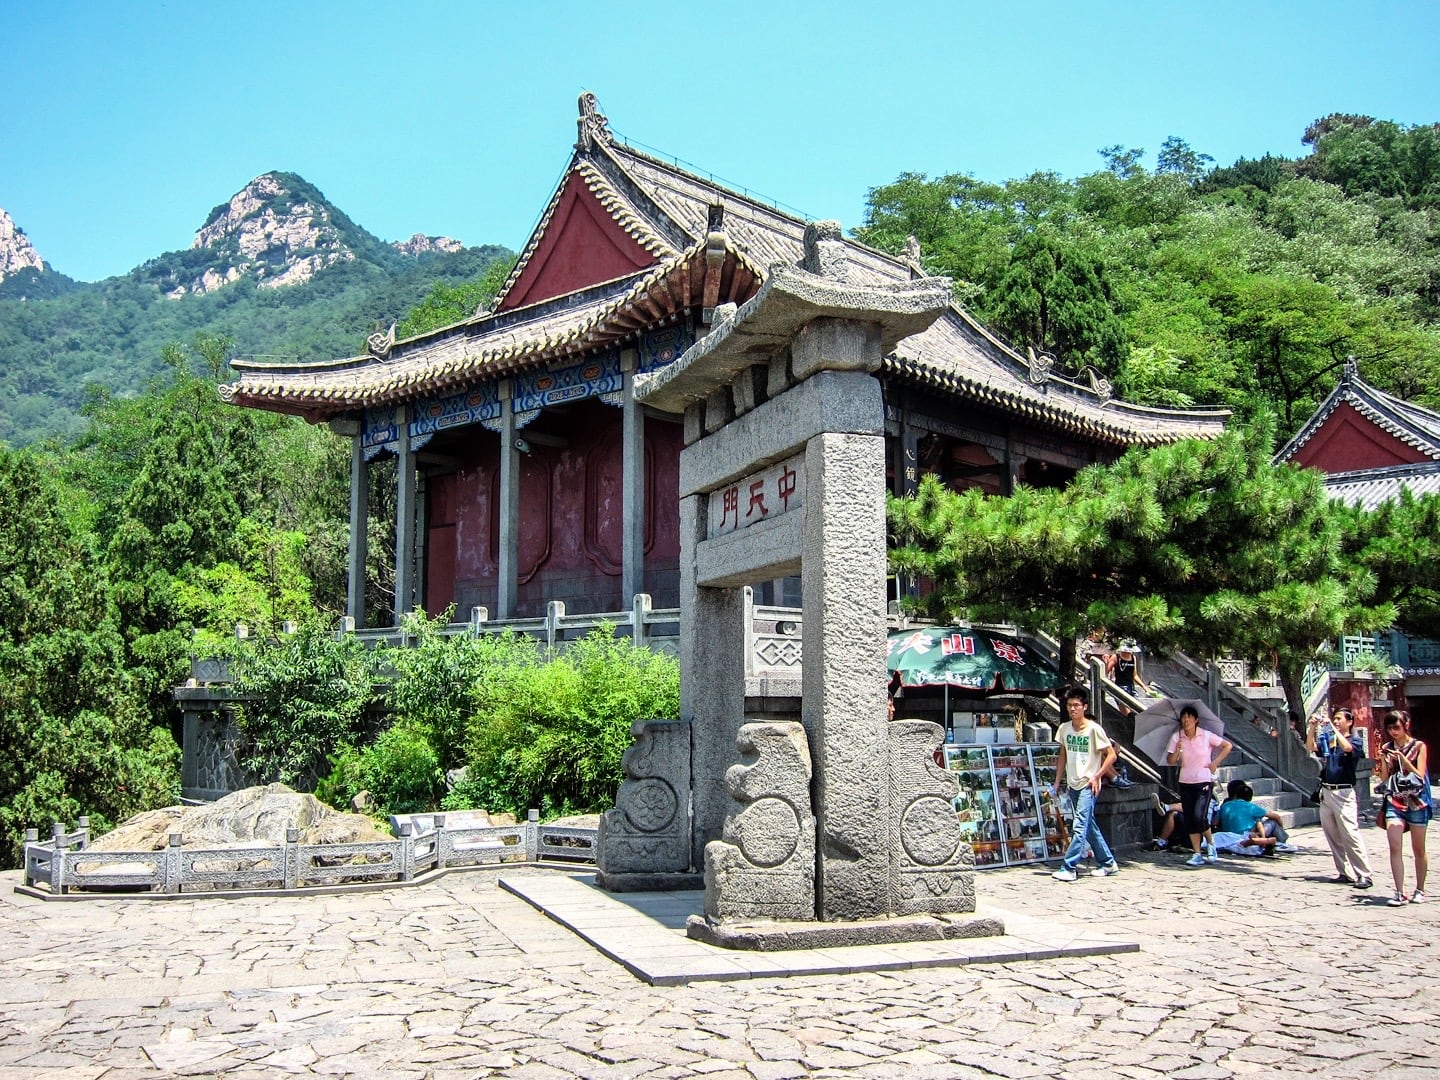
2, 823, 1437, 1079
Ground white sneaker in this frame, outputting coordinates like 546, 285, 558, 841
1387, 891, 1410, 906
1092, 863, 1120, 877
1412, 890, 1427, 904
1185, 853, 1207, 868
1052, 867, 1079, 882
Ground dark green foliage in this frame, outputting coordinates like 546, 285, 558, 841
305, 620, 681, 822
0, 447, 179, 865
857, 111, 1440, 432
382, 611, 540, 771
318, 720, 441, 816
396, 256, 516, 339
229, 625, 378, 789
888, 417, 1393, 722
989, 231, 1129, 373
1341, 490, 1440, 641
1297, 114, 1440, 208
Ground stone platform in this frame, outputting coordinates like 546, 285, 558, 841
499, 873, 1135, 985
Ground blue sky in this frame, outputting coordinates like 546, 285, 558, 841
3, 0, 1438, 283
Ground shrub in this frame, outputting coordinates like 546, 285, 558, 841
458, 628, 680, 818
383, 609, 541, 768
360, 720, 442, 814
230, 624, 376, 788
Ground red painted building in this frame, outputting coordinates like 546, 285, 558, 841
1278, 358, 1440, 760
223, 96, 1229, 626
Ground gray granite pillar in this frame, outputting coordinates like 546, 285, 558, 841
628, 220, 954, 924
801, 386, 890, 920
680, 491, 749, 871
394, 404, 416, 620
497, 380, 519, 620
347, 432, 369, 627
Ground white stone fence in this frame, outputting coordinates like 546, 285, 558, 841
21, 812, 599, 898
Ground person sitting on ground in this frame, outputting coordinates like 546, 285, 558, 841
1215, 780, 1290, 846
1145, 794, 1188, 851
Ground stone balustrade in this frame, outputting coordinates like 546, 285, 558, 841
20, 811, 595, 898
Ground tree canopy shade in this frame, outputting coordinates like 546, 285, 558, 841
887, 418, 1394, 723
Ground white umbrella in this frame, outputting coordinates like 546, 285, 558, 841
1133, 698, 1225, 765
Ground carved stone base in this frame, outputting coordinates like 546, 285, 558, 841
703, 721, 816, 922
889, 720, 977, 914
597, 719, 692, 885
685, 911, 1005, 951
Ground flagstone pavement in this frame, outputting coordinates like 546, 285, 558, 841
1, 823, 1437, 1079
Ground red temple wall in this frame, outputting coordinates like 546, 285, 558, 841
1290, 403, 1428, 473
497, 174, 656, 312
423, 400, 681, 619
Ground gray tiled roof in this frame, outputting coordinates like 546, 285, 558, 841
1323, 463, 1440, 510
888, 308, 1229, 447
221, 97, 1230, 447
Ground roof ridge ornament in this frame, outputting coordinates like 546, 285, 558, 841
1083, 364, 1114, 402
367, 322, 396, 361
1343, 354, 1359, 382
576, 91, 612, 152
800, 220, 851, 280
903, 235, 924, 277
1025, 345, 1054, 386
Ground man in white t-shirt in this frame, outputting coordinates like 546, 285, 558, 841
1052, 688, 1119, 881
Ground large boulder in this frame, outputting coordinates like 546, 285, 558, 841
88, 784, 391, 851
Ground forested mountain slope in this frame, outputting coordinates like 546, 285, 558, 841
0, 172, 511, 445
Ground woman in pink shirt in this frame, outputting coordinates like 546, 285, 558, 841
1165, 706, 1233, 868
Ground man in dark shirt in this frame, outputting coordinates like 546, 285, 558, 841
1306, 708, 1374, 888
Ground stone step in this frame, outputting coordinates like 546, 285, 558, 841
1272, 806, 1320, 828
1255, 792, 1302, 811
1217, 762, 1263, 782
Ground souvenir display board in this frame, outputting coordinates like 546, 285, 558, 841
941, 743, 1073, 868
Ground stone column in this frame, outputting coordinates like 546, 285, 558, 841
800, 374, 890, 920
347, 432, 369, 627
497, 381, 519, 620
680, 488, 749, 871
621, 346, 645, 604
394, 404, 417, 621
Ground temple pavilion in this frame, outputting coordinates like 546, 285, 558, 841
222, 95, 1229, 628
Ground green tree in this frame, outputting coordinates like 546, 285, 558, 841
229, 624, 377, 788
103, 335, 270, 725
1341, 489, 1440, 641
461, 628, 680, 817
396, 256, 517, 338
888, 418, 1390, 724
0, 448, 179, 865
1156, 137, 1215, 182
988, 231, 1129, 373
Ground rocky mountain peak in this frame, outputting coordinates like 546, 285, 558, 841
170, 172, 359, 297
392, 233, 463, 257
0, 208, 46, 282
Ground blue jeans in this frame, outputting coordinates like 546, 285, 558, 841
1063, 785, 1115, 871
